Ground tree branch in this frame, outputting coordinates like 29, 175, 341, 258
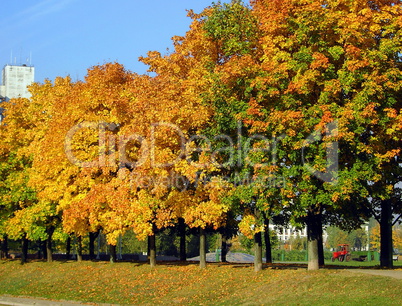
392, 213, 402, 226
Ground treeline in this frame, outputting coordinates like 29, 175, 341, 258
0, 0, 401, 270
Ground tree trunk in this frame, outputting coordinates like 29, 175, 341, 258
254, 231, 263, 272
109, 244, 117, 263
66, 236, 71, 260
221, 234, 227, 263
41, 240, 47, 260
380, 199, 393, 268
21, 234, 28, 264
46, 226, 55, 263
317, 215, 324, 266
36, 240, 42, 259
77, 236, 83, 262
1, 235, 8, 259
308, 237, 319, 270
199, 228, 206, 269
148, 233, 156, 268
178, 217, 186, 261
263, 215, 272, 263
307, 211, 320, 271
89, 232, 98, 260
147, 235, 150, 260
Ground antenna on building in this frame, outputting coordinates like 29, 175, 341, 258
10, 50, 12, 65
29, 52, 32, 66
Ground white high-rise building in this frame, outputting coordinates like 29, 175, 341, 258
0, 64, 35, 102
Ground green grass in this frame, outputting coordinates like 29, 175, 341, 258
0, 260, 401, 305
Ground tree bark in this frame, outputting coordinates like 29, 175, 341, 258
36, 240, 42, 259
380, 199, 393, 268
147, 235, 150, 260
317, 215, 324, 266
221, 234, 227, 263
178, 217, 186, 261
109, 244, 117, 263
89, 232, 98, 260
254, 231, 263, 272
66, 236, 71, 260
148, 233, 156, 268
307, 211, 320, 271
77, 236, 83, 262
1, 235, 8, 259
46, 226, 55, 263
41, 240, 47, 260
199, 228, 206, 269
21, 234, 28, 264
263, 215, 272, 264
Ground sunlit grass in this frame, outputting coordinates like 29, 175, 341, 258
0, 260, 401, 305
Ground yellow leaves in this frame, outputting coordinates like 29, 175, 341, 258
183, 199, 228, 230
374, 149, 401, 162
370, 224, 381, 250
5, 200, 55, 240
218, 54, 259, 83
331, 192, 340, 203
393, 225, 402, 250
45, 51, 226, 236
182, 177, 231, 230
323, 79, 341, 96
131, 223, 153, 242
238, 214, 264, 239
104, 230, 124, 246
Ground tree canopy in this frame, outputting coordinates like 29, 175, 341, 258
0, 0, 401, 269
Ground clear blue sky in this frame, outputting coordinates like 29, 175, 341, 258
1, 0, 229, 82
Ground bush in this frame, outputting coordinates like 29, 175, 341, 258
271, 250, 333, 261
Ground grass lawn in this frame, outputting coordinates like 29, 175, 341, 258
0, 260, 401, 305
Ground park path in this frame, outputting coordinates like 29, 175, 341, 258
0, 295, 112, 306
0, 295, 82, 305
347, 269, 402, 280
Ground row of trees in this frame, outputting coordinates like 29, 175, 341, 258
0, 0, 401, 270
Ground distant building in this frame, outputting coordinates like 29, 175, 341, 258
270, 224, 328, 246
0, 64, 35, 120
0, 64, 35, 102
272, 225, 308, 242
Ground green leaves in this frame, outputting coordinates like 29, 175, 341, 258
204, 0, 260, 58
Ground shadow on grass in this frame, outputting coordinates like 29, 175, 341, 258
3, 257, 401, 271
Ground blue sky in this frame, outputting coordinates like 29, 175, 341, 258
1, 0, 228, 82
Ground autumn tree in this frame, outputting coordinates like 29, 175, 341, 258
29, 55, 216, 268
248, 0, 402, 270
393, 224, 402, 251
0, 93, 62, 263
371, 223, 402, 253
138, 5, 246, 267
200, 0, 279, 271
370, 224, 381, 250
0, 151, 36, 261
26, 65, 151, 263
